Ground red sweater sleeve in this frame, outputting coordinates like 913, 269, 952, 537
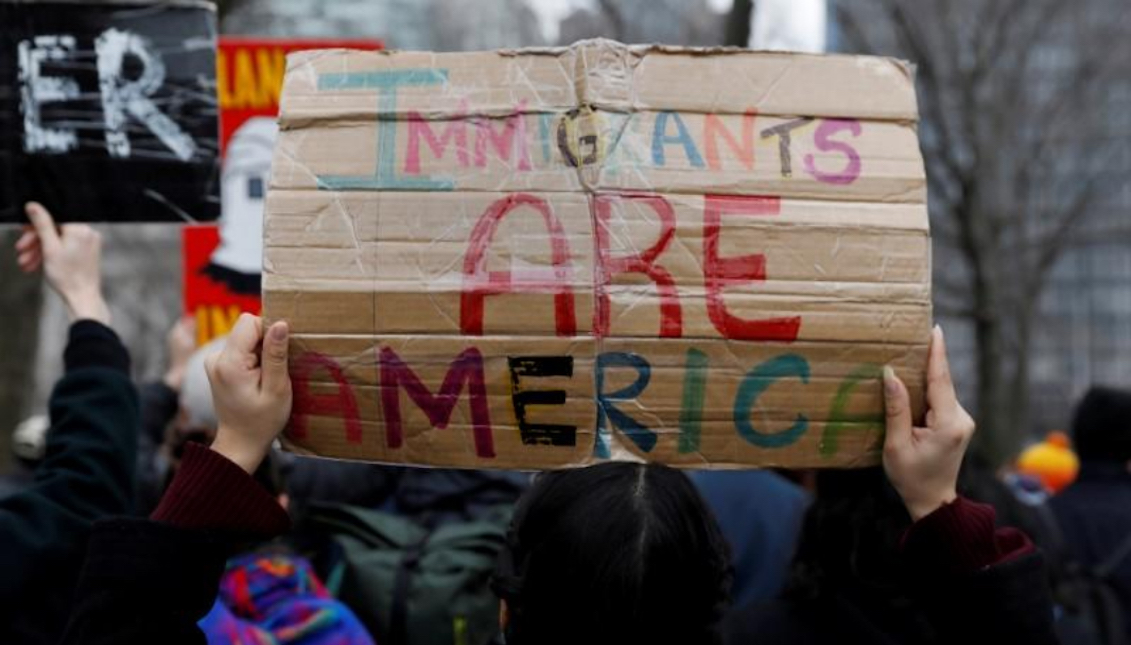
151, 442, 290, 537
900, 496, 1034, 576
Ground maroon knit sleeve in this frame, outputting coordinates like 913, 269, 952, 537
901, 497, 1034, 576
151, 442, 291, 537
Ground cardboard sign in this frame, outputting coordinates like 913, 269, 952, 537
185, 39, 381, 344
263, 40, 932, 470
0, 0, 220, 223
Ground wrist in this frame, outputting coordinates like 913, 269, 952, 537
905, 489, 958, 522
210, 427, 269, 474
65, 291, 110, 325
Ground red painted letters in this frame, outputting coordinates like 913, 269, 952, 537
290, 351, 363, 444
379, 346, 495, 458
703, 195, 801, 342
594, 193, 682, 338
461, 193, 577, 336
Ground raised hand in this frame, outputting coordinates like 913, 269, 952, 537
882, 326, 976, 521
205, 314, 292, 474
16, 202, 110, 325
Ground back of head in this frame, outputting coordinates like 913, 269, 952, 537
786, 467, 910, 602
494, 462, 731, 645
1072, 386, 1131, 463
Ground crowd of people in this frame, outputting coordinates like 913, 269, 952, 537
4, 200, 1128, 644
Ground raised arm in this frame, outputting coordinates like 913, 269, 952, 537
883, 326, 1057, 644
0, 204, 137, 611
61, 314, 293, 645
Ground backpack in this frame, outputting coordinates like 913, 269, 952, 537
291, 501, 512, 645
1042, 504, 1131, 645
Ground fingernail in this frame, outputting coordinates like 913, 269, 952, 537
933, 323, 943, 338
269, 322, 288, 341
883, 366, 898, 394
24, 203, 37, 215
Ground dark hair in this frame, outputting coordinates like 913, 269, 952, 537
785, 467, 911, 603
1073, 386, 1131, 462
492, 462, 732, 645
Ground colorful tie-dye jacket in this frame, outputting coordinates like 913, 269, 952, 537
199, 551, 375, 645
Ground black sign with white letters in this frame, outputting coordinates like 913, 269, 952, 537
0, 1, 220, 223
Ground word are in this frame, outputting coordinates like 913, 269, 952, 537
462, 192, 799, 342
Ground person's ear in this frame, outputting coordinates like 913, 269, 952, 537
499, 599, 510, 631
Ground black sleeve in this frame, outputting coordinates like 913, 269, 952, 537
135, 382, 179, 515
0, 321, 137, 604
913, 551, 1058, 644
59, 519, 228, 645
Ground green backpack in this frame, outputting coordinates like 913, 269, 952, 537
294, 502, 511, 645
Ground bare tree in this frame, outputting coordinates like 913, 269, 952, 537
725, 0, 754, 47
835, 0, 1131, 462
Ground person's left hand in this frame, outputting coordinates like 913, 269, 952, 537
16, 202, 110, 324
882, 325, 976, 521
205, 314, 292, 474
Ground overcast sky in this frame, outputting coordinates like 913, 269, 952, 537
528, 0, 735, 42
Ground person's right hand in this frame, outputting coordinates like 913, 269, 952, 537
15, 202, 110, 325
205, 314, 292, 474
882, 326, 976, 521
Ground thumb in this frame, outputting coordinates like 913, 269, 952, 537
261, 321, 290, 393
883, 366, 912, 447
25, 203, 61, 256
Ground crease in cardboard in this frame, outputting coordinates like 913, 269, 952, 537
265, 39, 931, 470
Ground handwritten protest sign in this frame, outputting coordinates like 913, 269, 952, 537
264, 40, 931, 469
0, 0, 219, 223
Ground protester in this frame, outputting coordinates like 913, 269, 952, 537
1050, 386, 1131, 641
721, 327, 1057, 644
61, 313, 291, 644
60, 319, 1055, 644
198, 549, 375, 645
491, 460, 732, 645
0, 203, 139, 645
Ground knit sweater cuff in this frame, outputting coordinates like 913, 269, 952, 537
151, 442, 291, 537
64, 320, 130, 375
901, 497, 1033, 576
902, 497, 999, 574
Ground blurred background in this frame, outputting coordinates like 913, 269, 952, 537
1, 0, 1128, 470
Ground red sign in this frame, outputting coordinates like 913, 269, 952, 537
183, 225, 262, 345
217, 37, 383, 151
185, 37, 383, 344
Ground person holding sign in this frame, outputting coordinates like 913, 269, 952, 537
0, 204, 138, 645
493, 329, 1057, 645
57, 311, 1056, 644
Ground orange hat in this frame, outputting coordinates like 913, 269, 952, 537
1016, 431, 1080, 494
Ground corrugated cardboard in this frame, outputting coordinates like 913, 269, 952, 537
263, 39, 931, 470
